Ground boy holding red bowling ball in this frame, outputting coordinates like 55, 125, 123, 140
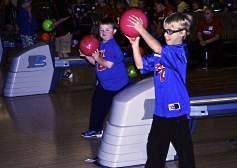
126, 12, 196, 168
80, 18, 129, 138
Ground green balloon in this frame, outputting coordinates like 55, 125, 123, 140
127, 65, 138, 78
42, 19, 54, 32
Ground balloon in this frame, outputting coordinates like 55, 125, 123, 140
120, 9, 148, 38
79, 35, 100, 56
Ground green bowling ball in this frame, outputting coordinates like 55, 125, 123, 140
42, 19, 54, 32
127, 65, 138, 78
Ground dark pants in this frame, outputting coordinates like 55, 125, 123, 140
195, 40, 222, 67
145, 115, 196, 168
89, 83, 127, 131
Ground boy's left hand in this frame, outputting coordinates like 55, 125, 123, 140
91, 49, 100, 60
125, 35, 140, 47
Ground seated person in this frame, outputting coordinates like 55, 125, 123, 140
109, 0, 129, 23
174, 0, 190, 13
192, 0, 204, 12
196, 7, 222, 69
72, 0, 92, 26
93, 0, 111, 20
153, 0, 176, 21
223, 0, 237, 12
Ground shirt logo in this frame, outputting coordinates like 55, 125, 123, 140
97, 50, 106, 71
155, 63, 165, 82
168, 103, 181, 111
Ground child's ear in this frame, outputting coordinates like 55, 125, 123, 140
180, 30, 188, 40
180, 29, 187, 37
113, 29, 117, 34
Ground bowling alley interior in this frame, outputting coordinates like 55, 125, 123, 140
1, 0, 237, 168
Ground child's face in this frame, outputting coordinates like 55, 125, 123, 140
154, 3, 163, 13
23, 0, 32, 8
163, 23, 185, 45
99, 24, 116, 43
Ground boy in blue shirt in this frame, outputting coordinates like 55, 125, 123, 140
126, 12, 196, 167
81, 18, 129, 138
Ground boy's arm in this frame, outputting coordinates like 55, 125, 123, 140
94, 57, 114, 68
128, 16, 162, 54
92, 49, 114, 68
52, 16, 70, 29
139, 27, 162, 54
85, 56, 96, 65
79, 50, 96, 65
127, 37, 143, 69
80, 49, 114, 68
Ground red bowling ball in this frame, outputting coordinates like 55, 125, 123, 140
79, 35, 100, 56
40, 32, 50, 42
119, 9, 148, 38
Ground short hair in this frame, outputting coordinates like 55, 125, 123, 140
204, 7, 214, 14
99, 18, 119, 30
164, 12, 193, 34
21, 0, 31, 4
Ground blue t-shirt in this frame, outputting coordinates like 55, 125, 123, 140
95, 38, 129, 91
141, 44, 190, 119
15, 7, 38, 36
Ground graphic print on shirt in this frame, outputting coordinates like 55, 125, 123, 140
203, 26, 213, 35
155, 63, 165, 82
202, 25, 215, 40
97, 50, 106, 71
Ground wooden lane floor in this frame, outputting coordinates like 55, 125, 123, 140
0, 66, 237, 168
187, 67, 237, 168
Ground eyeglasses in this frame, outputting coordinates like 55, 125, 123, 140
163, 29, 185, 35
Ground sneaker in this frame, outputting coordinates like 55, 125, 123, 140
63, 71, 73, 79
229, 139, 237, 146
81, 130, 103, 138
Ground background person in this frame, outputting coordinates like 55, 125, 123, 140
196, 7, 222, 69
15, 0, 38, 48
50, 0, 75, 79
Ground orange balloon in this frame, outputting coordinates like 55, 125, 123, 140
139, 47, 145, 56
40, 32, 51, 42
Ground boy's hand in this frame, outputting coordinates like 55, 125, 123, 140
91, 49, 100, 60
127, 15, 145, 33
79, 50, 86, 56
125, 35, 140, 48
79, 50, 91, 57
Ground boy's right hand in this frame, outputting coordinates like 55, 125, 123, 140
127, 15, 145, 34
